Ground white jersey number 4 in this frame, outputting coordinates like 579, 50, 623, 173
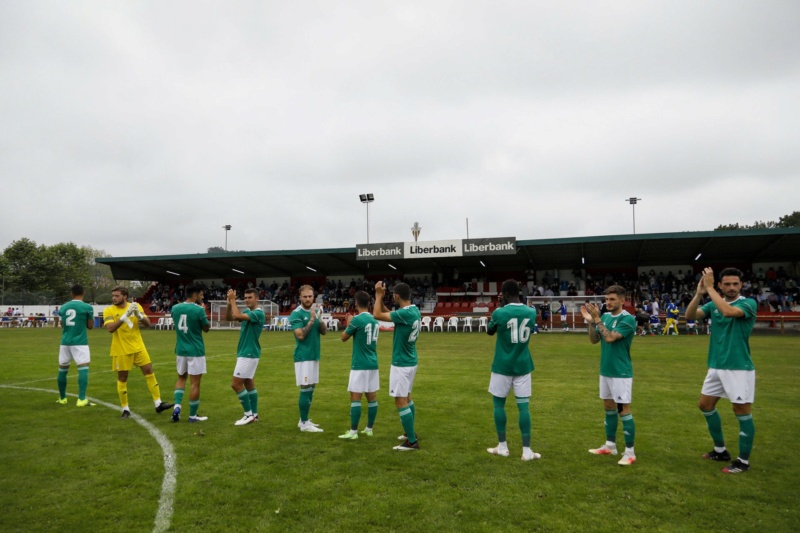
178, 314, 188, 333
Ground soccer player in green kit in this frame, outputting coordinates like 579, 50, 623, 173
372, 281, 421, 451
56, 284, 95, 406
485, 280, 541, 461
581, 285, 638, 466
338, 290, 380, 440
170, 283, 210, 423
227, 288, 266, 426
291, 285, 327, 432
686, 267, 757, 474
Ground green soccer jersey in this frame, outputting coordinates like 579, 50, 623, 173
59, 300, 94, 346
388, 305, 421, 367
172, 302, 209, 357
488, 303, 537, 376
700, 297, 756, 370
237, 308, 265, 359
345, 312, 379, 371
290, 306, 321, 362
598, 311, 636, 378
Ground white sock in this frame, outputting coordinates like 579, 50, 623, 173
625, 447, 635, 456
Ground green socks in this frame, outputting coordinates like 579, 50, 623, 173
77, 366, 89, 401
57, 368, 68, 399
350, 401, 362, 431
189, 400, 200, 417
174, 388, 185, 407
248, 389, 258, 416
493, 395, 507, 443
367, 401, 378, 428
702, 408, 726, 448
516, 397, 531, 448
299, 388, 313, 422
398, 406, 416, 443
605, 410, 619, 443
621, 413, 635, 448
737, 414, 755, 460
237, 388, 252, 414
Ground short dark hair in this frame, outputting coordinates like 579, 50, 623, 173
354, 290, 370, 309
393, 282, 411, 301
719, 267, 743, 281
70, 284, 84, 297
244, 288, 259, 297
185, 283, 202, 298
501, 279, 520, 297
111, 285, 129, 297
604, 285, 627, 298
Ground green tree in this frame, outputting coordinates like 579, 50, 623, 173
3, 238, 49, 292
777, 211, 800, 227
44, 242, 91, 300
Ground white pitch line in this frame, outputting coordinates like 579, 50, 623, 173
0, 384, 176, 533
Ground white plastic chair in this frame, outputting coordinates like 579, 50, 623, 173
279, 317, 291, 331
420, 316, 432, 331
462, 316, 473, 332
478, 316, 488, 332
268, 317, 280, 331
447, 316, 459, 332
154, 317, 166, 330
165, 317, 174, 330
328, 318, 339, 331
432, 316, 445, 332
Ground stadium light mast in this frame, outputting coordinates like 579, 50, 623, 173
223, 224, 232, 251
359, 194, 374, 243
625, 197, 642, 234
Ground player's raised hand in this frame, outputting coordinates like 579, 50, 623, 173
374, 281, 385, 294
124, 303, 137, 318
580, 305, 594, 322
227, 289, 236, 301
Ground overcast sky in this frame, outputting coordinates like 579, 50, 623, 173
2, 1, 798, 258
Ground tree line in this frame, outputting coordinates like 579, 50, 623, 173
715, 211, 800, 231
0, 238, 125, 305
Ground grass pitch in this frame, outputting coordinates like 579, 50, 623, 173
1, 327, 798, 532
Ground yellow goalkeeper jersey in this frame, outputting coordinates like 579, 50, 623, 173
103, 303, 147, 356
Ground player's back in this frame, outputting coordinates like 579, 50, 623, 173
389, 305, 421, 367
60, 300, 93, 345
489, 303, 537, 376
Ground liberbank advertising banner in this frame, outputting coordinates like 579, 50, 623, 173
356, 237, 516, 261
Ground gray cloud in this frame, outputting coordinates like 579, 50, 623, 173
1, 1, 798, 258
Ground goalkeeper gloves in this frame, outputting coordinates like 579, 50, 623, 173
124, 304, 137, 318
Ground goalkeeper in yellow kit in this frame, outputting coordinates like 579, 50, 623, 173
103, 286, 173, 419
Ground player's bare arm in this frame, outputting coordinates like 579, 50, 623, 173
372, 282, 392, 322
581, 304, 601, 344
685, 274, 708, 320
294, 309, 317, 340
226, 290, 250, 322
